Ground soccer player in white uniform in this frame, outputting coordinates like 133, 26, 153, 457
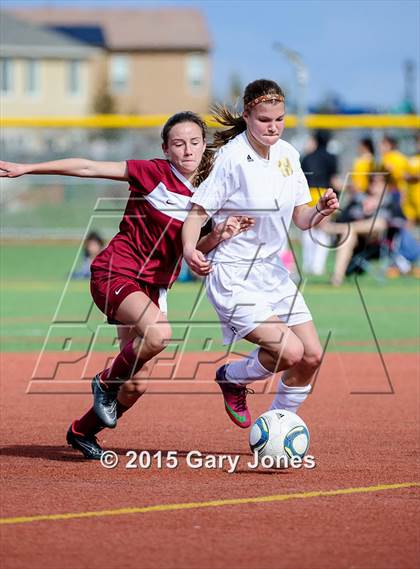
182, 79, 339, 428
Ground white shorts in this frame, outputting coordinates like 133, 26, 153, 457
205, 260, 312, 345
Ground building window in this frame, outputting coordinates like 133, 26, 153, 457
0, 58, 14, 94
110, 55, 129, 93
67, 60, 82, 95
25, 60, 39, 95
186, 54, 205, 92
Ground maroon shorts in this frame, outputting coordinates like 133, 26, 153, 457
90, 270, 165, 323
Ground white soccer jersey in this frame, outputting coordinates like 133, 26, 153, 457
191, 132, 311, 264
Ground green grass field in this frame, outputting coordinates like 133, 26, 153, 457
1, 242, 418, 353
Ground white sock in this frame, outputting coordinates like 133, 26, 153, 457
270, 377, 311, 413
225, 348, 272, 385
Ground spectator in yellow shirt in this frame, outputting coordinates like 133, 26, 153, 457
405, 133, 420, 224
380, 136, 408, 191
352, 138, 376, 193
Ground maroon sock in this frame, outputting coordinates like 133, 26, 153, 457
73, 401, 132, 437
73, 408, 103, 436
116, 400, 130, 419
91, 401, 131, 435
100, 339, 145, 389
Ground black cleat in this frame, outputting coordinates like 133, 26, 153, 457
66, 424, 103, 460
91, 374, 118, 428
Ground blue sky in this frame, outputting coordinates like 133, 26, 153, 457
3, 0, 420, 110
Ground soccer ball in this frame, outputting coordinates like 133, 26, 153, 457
249, 409, 310, 468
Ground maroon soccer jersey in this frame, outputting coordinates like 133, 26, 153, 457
91, 159, 194, 287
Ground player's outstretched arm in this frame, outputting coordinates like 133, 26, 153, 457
0, 159, 128, 181
293, 188, 339, 230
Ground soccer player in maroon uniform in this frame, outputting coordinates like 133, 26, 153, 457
0, 112, 254, 459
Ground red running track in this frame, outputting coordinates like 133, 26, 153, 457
0, 352, 419, 569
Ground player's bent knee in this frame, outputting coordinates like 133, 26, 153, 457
302, 349, 323, 369
144, 324, 172, 355
278, 339, 305, 369
121, 378, 147, 394
130, 378, 148, 394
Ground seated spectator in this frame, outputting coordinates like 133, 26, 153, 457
324, 173, 404, 286
72, 231, 105, 279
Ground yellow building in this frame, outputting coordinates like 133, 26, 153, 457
0, 12, 102, 117
8, 7, 212, 115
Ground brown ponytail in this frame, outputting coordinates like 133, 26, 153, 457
211, 104, 247, 150
211, 79, 285, 150
192, 147, 215, 187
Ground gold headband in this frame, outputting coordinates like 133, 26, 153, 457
245, 94, 284, 110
